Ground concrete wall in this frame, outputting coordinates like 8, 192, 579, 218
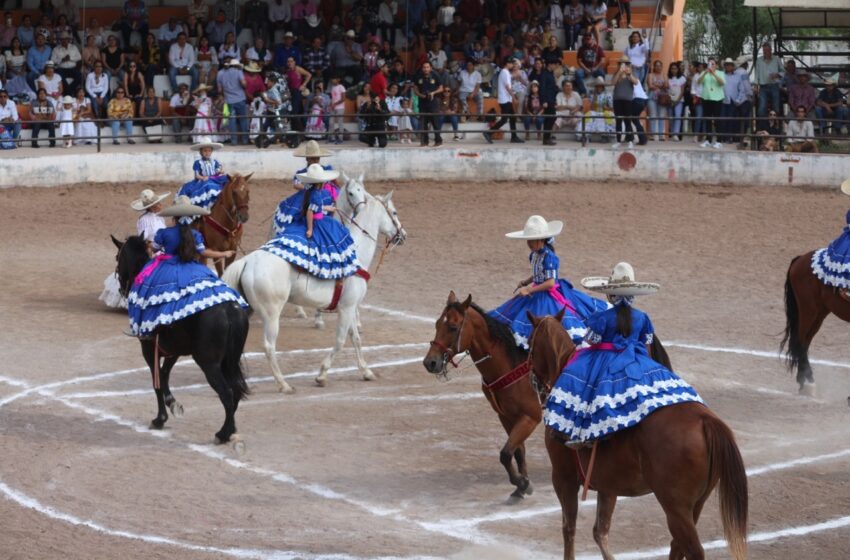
1, 145, 848, 189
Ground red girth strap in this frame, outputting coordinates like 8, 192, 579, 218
323, 269, 371, 312
483, 360, 531, 392
203, 215, 243, 238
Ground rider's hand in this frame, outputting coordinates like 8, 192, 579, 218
224, 250, 236, 258
517, 286, 532, 297
306, 228, 313, 238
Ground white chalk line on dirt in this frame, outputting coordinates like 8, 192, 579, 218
0, 375, 31, 388
0, 478, 439, 560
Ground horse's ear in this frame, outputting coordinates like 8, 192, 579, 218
357, 172, 364, 184
111, 234, 124, 250
244, 172, 254, 181
461, 294, 472, 309
342, 171, 350, 184
554, 306, 566, 323
384, 189, 394, 201
526, 311, 540, 327
447, 290, 458, 304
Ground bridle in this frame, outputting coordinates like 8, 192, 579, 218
222, 175, 249, 226
336, 181, 405, 274
428, 306, 469, 371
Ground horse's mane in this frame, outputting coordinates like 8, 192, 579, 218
448, 301, 528, 364
125, 234, 147, 253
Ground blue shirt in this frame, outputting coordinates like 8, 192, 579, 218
155, 226, 206, 256
26, 45, 52, 74
584, 305, 655, 349
274, 44, 301, 69
194, 157, 222, 177
530, 246, 559, 284
306, 186, 333, 218
216, 67, 246, 104
17, 26, 34, 49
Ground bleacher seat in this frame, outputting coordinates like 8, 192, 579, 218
152, 75, 171, 98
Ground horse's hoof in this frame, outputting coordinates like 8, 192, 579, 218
149, 419, 165, 430
362, 369, 376, 381
799, 383, 817, 397
230, 434, 246, 455
524, 481, 534, 496
169, 401, 184, 418
505, 492, 525, 505
278, 384, 296, 394
315, 376, 327, 387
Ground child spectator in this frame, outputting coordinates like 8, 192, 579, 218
57, 94, 74, 147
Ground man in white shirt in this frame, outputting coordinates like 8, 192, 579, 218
0, 89, 20, 142
51, 32, 81, 93
169, 82, 194, 142
269, 0, 292, 32
158, 17, 182, 47
458, 60, 483, 118
484, 57, 523, 143
786, 104, 817, 153
168, 32, 198, 92
245, 37, 273, 67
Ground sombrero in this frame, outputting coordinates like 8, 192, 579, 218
296, 163, 339, 184
292, 139, 332, 158
131, 188, 170, 211
158, 195, 210, 217
244, 61, 263, 73
581, 262, 660, 296
193, 83, 213, 95
190, 138, 224, 151
841, 177, 850, 196
505, 215, 563, 240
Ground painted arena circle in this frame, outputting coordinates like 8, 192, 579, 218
1, 176, 849, 560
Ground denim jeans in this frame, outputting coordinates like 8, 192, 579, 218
757, 84, 780, 117
228, 100, 249, 144
168, 65, 199, 92
647, 98, 668, 137
436, 114, 459, 133
523, 115, 544, 131
1, 120, 22, 140
670, 101, 685, 137
691, 102, 704, 136
814, 106, 850, 133
459, 89, 484, 116
574, 68, 606, 96
110, 119, 133, 139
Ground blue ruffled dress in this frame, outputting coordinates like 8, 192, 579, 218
543, 303, 703, 444
489, 246, 609, 348
260, 186, 359, 280
271, 164, 335, 236
812, 209, 850, 289
177, 158, 229, 211
127, 227, 247, 336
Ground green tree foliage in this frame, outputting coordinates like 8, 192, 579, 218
685, 0, 773, 60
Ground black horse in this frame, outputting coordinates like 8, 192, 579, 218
112, 235, 250, 446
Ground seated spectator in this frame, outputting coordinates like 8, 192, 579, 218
136, 85, 163, 129
5, 37, 26, 77
30, 87, 57, 147
158, 17, 182, 52
582, 76, 614, 141
785, 104, 817, 153
0, 89, 21, 142
788, 69, 816, 117
437, 88, 461, 140
53, 15, 73, 44
37, 61, 63, 104
72, 86, 97, 144
0, 12, 16, 50
303, 37, 330, 85
102, 35, 125, 79
184, 15, 204, 46
586, 0, 608, 43
26, 33, 52, 90
17, 15, 35, 50
291, 0, 318, 37
363, 41, 381, 77
124, 61, 145, 101
206, 10, 236, 50
378, 40, 397, 65
56, 0, 79, 34
168, 32, 198, 92
814, 78, 849, 135
437, 0, 455, 28
245, 37, 273, 68
120, 0, 149, 49
458, 60, 483, 119
542, 35, 563, 65
35, 15, 54, 46
269, 0, 292, 35
107, 86, 136, 144
378, 0, 398, 46
219, 32, 240, 63
86, 61, 110, 117
522, 16, 544, 49
196, 36, 219, 87
215, 0, 240, 24
755, 109, 782, 151
5, 73, 36, 103
243, 0, 270, 44
575, 33, 605, 96
169, 82, 194, 142
303, 14, 325, 44
384, 82, 401, 137
370, 60, 390, 99
523, 80, 544, 140
555, 80, 582, 131
85, 18, 104, 48
140, 32, 162, 87
81, 34, 101, 75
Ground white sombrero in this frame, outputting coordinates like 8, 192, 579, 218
131, 188, 171, 211
158, 195, 211, 217
581, 262, 660, 296
505, 215, 564, 240
190, 139, 224, 151
292, 139, 333, 158
841, 177, 850, 196
296, 163, 340, 184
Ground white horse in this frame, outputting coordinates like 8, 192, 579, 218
222, 174, 406, 392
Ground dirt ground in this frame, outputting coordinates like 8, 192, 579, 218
1, 177, 849, 560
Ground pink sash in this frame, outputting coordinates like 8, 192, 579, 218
536, 282, 577, 314
134, 254, 172, 286
567, 342, 619, 365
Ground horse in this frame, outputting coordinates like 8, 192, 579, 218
112, 235, 251, 449
525, 310, 748, 560
195, 173, 253, 276
222, 174, 406, 392
782, 251, 850, 396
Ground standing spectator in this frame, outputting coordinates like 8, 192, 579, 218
302, 15, 324, 44
359, 90, 388, 147
611, 56, 636, 147
189, 0, 211, 22
613, 0, 632, 29
586, 0, 608, 43
140, 32, 162, 86
37, 60, 63, 103
243, 61, 266, 101
0, 13, 16, 50
102, 35, 125, 79
269, 0, 292, 34
169, 82, 194, 142
445, 14, 468, 54
274, 31, 301, 69
554, 80, 582, 133
26, 33, 52, 90
245, 37, 273, 68
196, 36, 219, 87
397, 96, 414, 142
623, 31, 647, 83
697, 56, 724, 149
85, 17, 105, 48
370, 60, 389, 100
328, 30, 362, 85
57, 95, 74, 147
413, 60, 443, 147
30, 87, 56, 147
285, 55, 311, 129
458, 60, 483, 119
734, 58, 753, 146
523, 80, 544, 140
5, 37, 27, 78
191, 84, 218, 142
107, 86, 135, 144
120, 0, 149, 49
219, 32, 240, 62
779, 59, 796, 108
646, 59, 669, 141
754, 42, 781, 122
123, 61, 146, 101
786, 104, 817, 152
484, 57, 523, 143
206, 10, 235, 50
539, 58, 558, 145
385, 82, 401, 138
168, 32, 198, 91
788, 70, 817, 117
437, 0, 455, 28
243, 0, 270, 43
216, 59, 249, 144
815, 79, 849, 135
328, 73, 346, 143
575, 33, 605, 96
73, 87, 97, 144
631, 74, 649, 145
303, 37, 330, 85
667, 61, 686, 141
17, 15, 35, 49
378, 0, 398, 46
688, 60, 704, 142
86, 60, 110, 117
719, 57, 739, 142
0, 89, 20, 142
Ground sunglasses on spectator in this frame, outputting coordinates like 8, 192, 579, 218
116, 90, 125, 94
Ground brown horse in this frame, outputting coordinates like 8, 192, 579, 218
526, 311, 748, 560
196, 173, 253, 275
782, 251, 850, 395
423, 292, 541, 501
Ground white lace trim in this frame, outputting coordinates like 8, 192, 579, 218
128, 279, 237, 308
514, 326, 587, 349
261, 245, 360, 279
261, 235, 357, 264
130, 291, 245, 335
543, 391, 704, 441
813, 246, 850, 273
812, 248, 850, 288
547, 377, 696, 416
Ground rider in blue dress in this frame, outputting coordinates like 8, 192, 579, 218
271, 140, 337, 237
490, 215, 609, 349
127, 196, 247, 337
176, 139, 229, 211
544, 262, 703, 445
812, 205, 850, 290
261, 164, 359, 280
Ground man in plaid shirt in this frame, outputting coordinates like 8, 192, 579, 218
303, 37, 330, 85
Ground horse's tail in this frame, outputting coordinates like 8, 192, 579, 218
224, 303, 251, 401
780, 256, 803, 372
650, 336, 673, 370
222, 256, 248, 296
704, 413, 748, 560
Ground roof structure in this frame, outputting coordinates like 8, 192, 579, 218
744, 0, 849, 8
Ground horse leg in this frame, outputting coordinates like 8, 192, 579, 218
197, 360, 237, 444
159, 356, 184, 418
348, 307, 375, 381
513, 444, 533, 496
292, 305, 309, 319
255, 297, 294, 394
313, 308, 326, 329
546, 431, 580, 560
499, 414, 538, 500
141, 341, 169, 429
661, 505, 704, 560
592, 492, 617, 560
796, 306, 828, 393
316, 306, 358, 385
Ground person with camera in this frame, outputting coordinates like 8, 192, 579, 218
359, 90, 389, 148
413, 60, 444, 147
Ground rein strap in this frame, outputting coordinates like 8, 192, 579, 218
483, 360, 532, 392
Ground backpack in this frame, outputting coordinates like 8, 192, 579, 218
0, 125, 16, 150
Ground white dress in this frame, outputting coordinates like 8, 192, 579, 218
191, 96, 219, 143
99, 212, 166, 309
57, 107, 74, 136
73, 99, 98, 144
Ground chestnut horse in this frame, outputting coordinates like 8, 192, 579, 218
526, 311, 748, 560
196, 173, 253, 275
782, 251, 850, 395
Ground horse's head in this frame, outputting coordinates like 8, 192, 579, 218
526, 309, 577, 388
341, 172, 368, 217
376, 190, 407, 246
340, 173, 406, 246
112, 234, 149, 297
424, 291, 473, 375
226, 173, 252, 224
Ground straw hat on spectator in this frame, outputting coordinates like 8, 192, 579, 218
618, 55, 631, 64
306, 14, 320, 28
722, 58, 735, 66
193, 84, 213, 95
840, 178, 850, 196
61, 95, 74, 104
244, 62, 263, 73
131, 188, 171, 211
505, 215, 563, 240
592, 77, 606, 88
296, 163, 340, 184
227, 59, 243, 68
581, 262, 660, 296
345, 29, 356, 38
190, 138, 224, 151
158, 195, 210, 218
292, 139, 332, 158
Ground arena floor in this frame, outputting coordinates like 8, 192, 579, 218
1, 177, 849, 560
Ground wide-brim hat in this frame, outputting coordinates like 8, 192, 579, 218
505, 215, 563, 240
227, 59, 243, 68
292, 139, 332, 158
158, 195, 210, 218
618, 55, 631, 64
244, 62, 263, 73
131, 188, 171, 211
592, 77, 606, 87
61, 95, 74, 104
722, 57, 735, 66
296, 163, 339, 184
345, 29, 355, 38
841, 178, 850, 196
193, 84, 212, 94
306, 14, 319, 27
581, 262, 660, 296
191, 139, 224, 151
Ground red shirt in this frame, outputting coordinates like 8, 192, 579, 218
370, 71, 388, 100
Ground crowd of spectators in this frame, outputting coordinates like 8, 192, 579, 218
0, 0, 846, 151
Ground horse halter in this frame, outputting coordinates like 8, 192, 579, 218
224, 176, 249, 224
429, 306, 469, 373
